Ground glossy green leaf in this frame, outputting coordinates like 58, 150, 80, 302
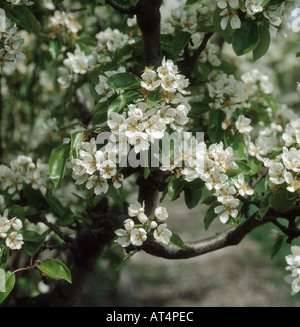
184, 183, 202, 209
271, 237, 283, 259
253, 23, 271, 61
22, 230, 46, 256
48, 39, 61, 60
207, 109, 225, 143
232, 21, 260, 56
4, 4, 40, 34
257, 192, 272, 220
49, 143, 70, 188
70, 131, 84, 161
106, 73, 141, 91
107, 91, 140, 118
168, 176, 185, 201
0, 270, 15, 304
169, 233, 185, 250
270, 189, 295, 213
188, 102, 210, 117
204, 202, 219, 230
36, 258, 72, 283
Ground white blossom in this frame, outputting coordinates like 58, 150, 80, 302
153, 223, 172, 245
130, 228, 147, 246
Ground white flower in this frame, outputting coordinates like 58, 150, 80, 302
268, 162, 285, 184
130, 228, 147, 246
6, 231, 24, 250
153, 223, 172, 245
128, 201, 148, 223
284, 171, 300, 193
220, 9, 241, 30
123, 218, 135, 231
233, 173, 254, 196
86, 175, 108, 195
0, 215, 11, 233
214, 182, 236, 203
217, 0, 239, 9
11, 217, 23, 231
214, 198, 240, 224
99, 160, 117, 179
245, 0, 263, 16
63, 49, 90, 75
154, 206, 169, 221
282, 147, 300, 173
235, 115, 253, 134
115, 228, 131, 247
141, 68, 160, 91
161, 73, 177, 93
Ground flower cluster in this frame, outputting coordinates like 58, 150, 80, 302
284, 245, 300, 295
96, 27, 132, 55
0, 8, 26, 71
170, 3, 209, 34
207, 70, 249, 127
49, 10, 82, 38
71, 138, 124, 196
114, 201, 172, 248
263, 132, 300, 193
0, 155, 49, 196
217, 0, 300, 36
181, 140, 253, 224
0, 209, 23, 252
57, 48, 96, 88
106, 58, 191, 154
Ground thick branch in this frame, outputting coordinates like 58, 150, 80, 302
136, 0, 162, 68
105, 0, 136, 15
141, 213, 273, 260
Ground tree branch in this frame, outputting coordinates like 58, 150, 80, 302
141, 213, 274, 260
136, 0, 163, 68
105, 0, 137, 15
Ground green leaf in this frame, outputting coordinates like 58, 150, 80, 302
36, 258, 72, 283
232, 21, 260, 56
0, 270, 15, 304
247, 156, 262, 175
169, 233, 185, 250
207, 109, 225, 143
257, 192, 272, 220
107, 90, 140, 118
253, 22, 270, 61
172, 31, 191, 57
8, 205, 37, 219
106, 73, 141, 91
184, 183, 202, 209
45, 196, 67, 217
22, 230, 46, 256
271, 237, 283, 259
49, 143, 70, 188
48, 39, 61, 60
52, 0, 64, 4
269, 189, 295, 213
204, 202, 219, 230
188, 102, 210, 118
4, 4, 40, 34
0, 248, 9, 270
185, 0, 201, 6
70, 131, 84, 161
168, 176, 185, 201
